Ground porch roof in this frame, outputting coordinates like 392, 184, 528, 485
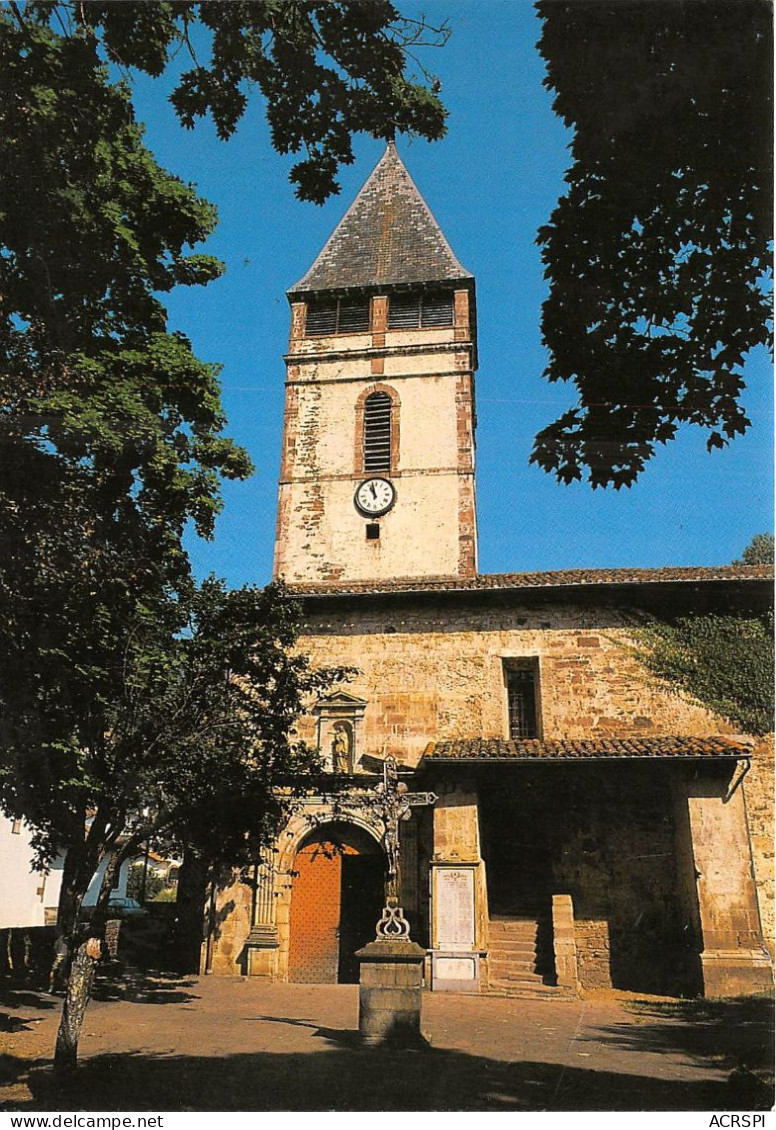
422, 736, 752, 762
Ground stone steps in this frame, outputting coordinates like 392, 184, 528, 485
486, 914, 556, 993
485, 980, 575, 1000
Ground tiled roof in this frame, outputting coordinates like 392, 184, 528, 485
424, 736, 752, 761
289, 142, 472, 295
288, 564, 772, 598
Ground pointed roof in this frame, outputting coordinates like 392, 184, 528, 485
289, 142, 472, 295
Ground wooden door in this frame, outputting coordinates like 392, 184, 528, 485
288, 838, 345, 983
287, 827, 384, 984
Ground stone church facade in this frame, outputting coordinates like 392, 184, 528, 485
209, 144, 773, 999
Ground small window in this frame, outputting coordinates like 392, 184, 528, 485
11, 818, 22, 835
363, 391, 392, 471
306, 296, 370, 336
505, 661, 539, 740
365, 523, 380, 540
388, 291, 454, 329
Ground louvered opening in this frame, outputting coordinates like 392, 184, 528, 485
363, 392, 392, 471
388, 291, 454, 329
421, 291, 454, 327
337, 298, 370, 333
388, 293, 421, 329
305, 297, 370, 336
305, 301, 337, 336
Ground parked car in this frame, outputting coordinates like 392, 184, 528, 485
105, 896, 149, 920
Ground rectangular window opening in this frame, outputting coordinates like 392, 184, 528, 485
505, 661, 540, 740
366, 523, 380, 540
305, 300, 337, 336
363, 392, 392, 472
338, 298, 370, 333
306, 296, 370, 336
388, 291, 454, 330
421, 291, 455, 327
388, 293, 421, 329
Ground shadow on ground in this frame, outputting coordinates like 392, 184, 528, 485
3, 984, 773, 1112
92, 968, 199, 1006
18, 1029, 767, 1113
585, 994, 775, 1108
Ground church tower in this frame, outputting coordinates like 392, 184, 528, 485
274, 142, 478, 585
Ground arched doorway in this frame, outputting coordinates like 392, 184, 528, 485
288, 822, 385, 983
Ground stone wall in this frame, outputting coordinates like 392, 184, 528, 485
477, 761, 693, 994
293, 593, 772, 988
208, 589, 772, 990
743, 737, 775, 957
274, 289, 477, 584
574, 919, 611, 990
206, 871, 253, 977
296, 599, 740, 766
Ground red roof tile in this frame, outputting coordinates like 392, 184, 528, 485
288, 564, 772, 598
424, 736, 752, 761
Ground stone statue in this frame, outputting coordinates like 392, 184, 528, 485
331, 723, 351, 772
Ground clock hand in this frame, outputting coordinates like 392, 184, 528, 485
370, 483, 377, 499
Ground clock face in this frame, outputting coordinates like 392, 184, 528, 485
355, 477, 396, 517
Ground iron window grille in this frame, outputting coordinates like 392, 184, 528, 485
506, 664, 539, 740
363, 392, 392, 471
387, 291, 454, 329
306, 296, 371, 336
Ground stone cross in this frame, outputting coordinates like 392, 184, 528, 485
369, 756, 437, 940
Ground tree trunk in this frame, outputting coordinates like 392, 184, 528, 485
57, 842, 88, 938
173, 850, 208, 973
51, 826, 141, 1078
53, 937, 100, 1079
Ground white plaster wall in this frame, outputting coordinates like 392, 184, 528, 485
0, 818, 132, 927
0, 819, 63, 928
276, 472, 464, 582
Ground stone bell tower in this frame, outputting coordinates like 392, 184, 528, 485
273, 142, 478, 585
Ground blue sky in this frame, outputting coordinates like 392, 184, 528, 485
131, 1, 773, 588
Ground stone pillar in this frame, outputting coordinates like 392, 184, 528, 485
245, 852, 279, 979
552, 894, 579, 994
677, 766, 772, 996
401, 818, 420, 926
356, 938, 427, 1046
288, 301, 306, 346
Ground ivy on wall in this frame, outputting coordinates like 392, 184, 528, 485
636, 614, 774, 736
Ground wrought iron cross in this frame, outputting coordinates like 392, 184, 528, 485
370, 756, 437, 940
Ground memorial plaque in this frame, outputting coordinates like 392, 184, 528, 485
435, 867, 475, 949
435, 956, 476, 980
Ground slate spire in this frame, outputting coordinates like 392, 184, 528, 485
289, 141, 472, 296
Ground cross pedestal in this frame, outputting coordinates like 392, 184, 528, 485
355, 757, 437, 1046
355, 937, 427, 1046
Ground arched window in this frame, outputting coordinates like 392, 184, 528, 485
363, 391, 392, 472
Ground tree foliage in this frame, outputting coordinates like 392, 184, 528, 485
733, 533, 775, 566
8, 1, 448, 203
1, 570, 349, 1073
533, 1, 773, 488
636, 613, 774, 736
1, 1, 430, 1071
1, 577, 345, 918
0, 0, 444, 887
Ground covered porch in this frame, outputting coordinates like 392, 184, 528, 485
419, 736, 772, 999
